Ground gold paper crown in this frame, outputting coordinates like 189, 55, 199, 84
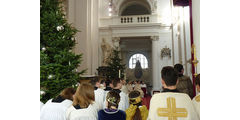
129, 96, 142, 104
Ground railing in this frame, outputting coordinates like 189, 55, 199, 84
100, 14, 159, 26
120, 15, 151, 24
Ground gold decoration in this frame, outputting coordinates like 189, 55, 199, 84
157, 97, 188, 120
129, 96, 142, 104
126, 105, 148, 120
195, 95, 200, 102
107, 97, 117, 105
161, 46, 171, 59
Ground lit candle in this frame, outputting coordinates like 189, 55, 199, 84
119, 70, 121, 78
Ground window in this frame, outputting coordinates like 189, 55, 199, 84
129, 54, 148, 69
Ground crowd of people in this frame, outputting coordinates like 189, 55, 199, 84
40, 64, 200, 120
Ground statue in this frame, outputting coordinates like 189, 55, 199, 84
134, 60, 143, 79
101, 38, 112, 66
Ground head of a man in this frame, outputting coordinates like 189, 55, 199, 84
90, 77, 100, 88
174, 64, 184, 75
161, 66, 179, 88
112, 78, 122, 89
121, 79, 126, 85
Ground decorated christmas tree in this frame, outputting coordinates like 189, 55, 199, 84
106, 48, 126, 80
40, 0, 85, 103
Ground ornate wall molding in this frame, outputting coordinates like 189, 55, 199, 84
160, 46, 171, 59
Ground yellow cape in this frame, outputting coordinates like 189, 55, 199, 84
125, 104, 148, 120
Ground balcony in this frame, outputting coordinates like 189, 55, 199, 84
100, 14, 161, 27
113, 14, 158, 25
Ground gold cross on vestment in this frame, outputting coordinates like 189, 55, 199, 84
157, 97, 188, 120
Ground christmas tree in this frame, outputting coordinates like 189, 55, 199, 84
40, 0, 85, 103
106, 48, 126, 80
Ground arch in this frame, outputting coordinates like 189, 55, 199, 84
129, 53, 148, 69
121, 2, 151, 16
116, 0, 154, 16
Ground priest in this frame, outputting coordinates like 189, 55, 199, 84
90, 78, 105, 109
148, 66, 199, 120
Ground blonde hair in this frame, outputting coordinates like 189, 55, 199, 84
73, 83, 95, 108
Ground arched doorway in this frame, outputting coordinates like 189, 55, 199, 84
119, 0, 151, 16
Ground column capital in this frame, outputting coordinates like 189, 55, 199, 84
150, 36, 159, 41
112, 37, 120, 43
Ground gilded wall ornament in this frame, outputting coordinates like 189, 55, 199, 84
161, 46, 171, 59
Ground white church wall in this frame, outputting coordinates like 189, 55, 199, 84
183, 6, 193, 79
67, 0, 100, 75
91, 0, 100, 75
157, 0, 172, 24
171, 6, 192, 79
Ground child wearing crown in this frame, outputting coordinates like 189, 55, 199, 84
125, 90, 148, 120
98, 90, 126, 120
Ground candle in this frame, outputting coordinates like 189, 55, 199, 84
119, 70, 121, 78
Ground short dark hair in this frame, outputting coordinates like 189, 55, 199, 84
174, 64, 183, 73
195, 74, 200, 86
105, 79, 111, 86
100, 79, 105, 84
161, 66, 178, 86
90, 77, 99, 86
112, 78, 121, 87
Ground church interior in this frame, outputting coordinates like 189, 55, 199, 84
62, 0, 199, 92
40, 0, 200, 120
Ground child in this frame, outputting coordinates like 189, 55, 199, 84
98, 91, 126, 120
40, 88, 76, 120
66, 83, 100, 120
126, 90, 148, 120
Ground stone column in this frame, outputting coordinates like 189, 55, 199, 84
151, 36, 161, 92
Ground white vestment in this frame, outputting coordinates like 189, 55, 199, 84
40, 99, 73, 120
192, 93, 200, 118
121, 85, 129, 95
103, 91, 129, 111
66, 102, 100, 120
94, 88, 105, 109
40, 101, 44, 110
148, 92, 199, 120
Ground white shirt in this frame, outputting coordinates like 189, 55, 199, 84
120, 85, 129, 94
40, 99, 73, 120
66, 102, 100, 120
94, 88, 105, 109
141, 84, 147, 88
40, 101, 44, 110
